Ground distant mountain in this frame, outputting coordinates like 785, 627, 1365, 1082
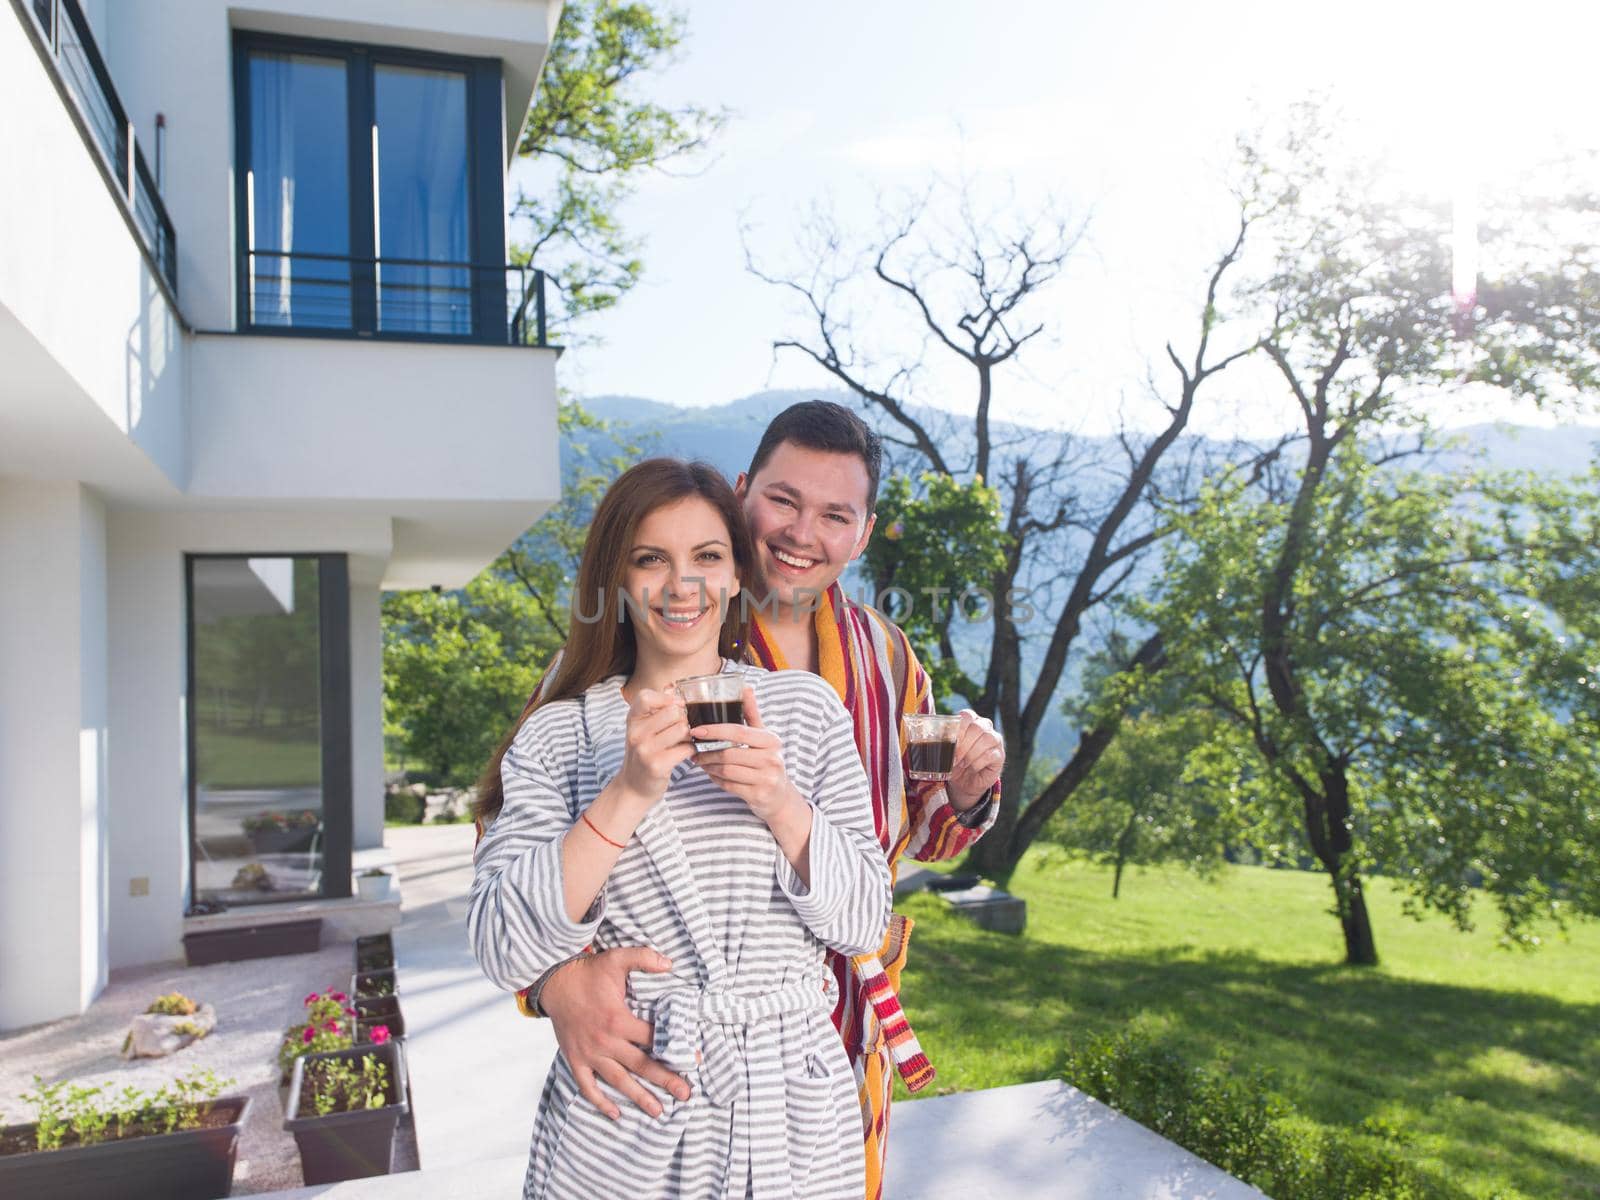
573, 390, 1600, 760
582, 390, 1600, 480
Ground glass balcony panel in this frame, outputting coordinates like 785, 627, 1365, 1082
246, 52, 351, 329
373, 64, 471, 336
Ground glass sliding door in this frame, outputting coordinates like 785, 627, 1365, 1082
374, 64, 471, 335
243, 51, 352, 330
188, 555, 351, 905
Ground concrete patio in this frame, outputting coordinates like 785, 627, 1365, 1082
257, 824, 1262, 1198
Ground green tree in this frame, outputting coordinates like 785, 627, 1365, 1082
514, 0, 727, 331
1050, 708, 1238, 899
1145, 112, 1600, 965
1143, 450, 1600, 961
382, 577, 545, 785
859, 471, 1011, 700
382, 401, 646, 784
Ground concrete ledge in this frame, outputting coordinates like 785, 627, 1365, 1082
885, 1080, 1265, 1199
252, 1080, 1265, 1199
943, 883, 1027, 933
182, 894, 401, 942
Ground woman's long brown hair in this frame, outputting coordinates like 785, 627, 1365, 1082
473, 459, 760, 825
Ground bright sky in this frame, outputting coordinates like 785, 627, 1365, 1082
531, 0, 1600, 439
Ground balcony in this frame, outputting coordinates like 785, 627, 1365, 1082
25, 0, 178, 295
241, 250, 550, 348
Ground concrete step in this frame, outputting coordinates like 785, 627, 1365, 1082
254, 1079, 1264, 1199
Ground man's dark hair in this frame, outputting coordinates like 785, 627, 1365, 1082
745, 400, 884, 511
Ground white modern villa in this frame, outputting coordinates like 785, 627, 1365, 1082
0, 0, 563, 1032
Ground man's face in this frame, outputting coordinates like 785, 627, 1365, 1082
736, 441, 876, 606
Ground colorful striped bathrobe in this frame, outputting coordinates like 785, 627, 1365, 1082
745, 584, 999, 1200
470, 662, 892, 1199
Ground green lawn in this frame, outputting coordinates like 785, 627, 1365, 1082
897, 849, 1600, 1200
197, 726, 320, 789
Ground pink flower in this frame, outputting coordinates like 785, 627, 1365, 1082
330, 991, 347, 1003
301, 1026, 315, 1043
371, 1025, 391, 1044
345, 1007, 357, 1016
324, 1020, 341, 1032
303, 993, 319, 1006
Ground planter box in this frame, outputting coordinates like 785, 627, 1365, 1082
0, 1096, 249, 1200
285, 1042, 408, 1183
183, 917, 322, 966
352, 967, 396, 1000
351, 994, 406, 1039
354, 933, 395, 972
248, 828, 319, 855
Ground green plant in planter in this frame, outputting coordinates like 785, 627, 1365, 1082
355, 975, 393, 998
279, 989, 356, 1077
304, 1054, 390, 1118
14, 1070, 232, 1152
19, 1079, 68, 1152
242, 809, 320, 834
146, 992, 198, 1017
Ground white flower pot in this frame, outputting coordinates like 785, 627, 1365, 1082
355, 872, 392, 902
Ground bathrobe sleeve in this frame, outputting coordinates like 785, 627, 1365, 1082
468, 727, 606, 992
774, 682, 893, 958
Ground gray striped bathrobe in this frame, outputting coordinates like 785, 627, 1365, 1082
470, 662, 893, 1200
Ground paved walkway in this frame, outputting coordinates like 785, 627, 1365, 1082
382, 822, 557, 1167
261, 825, 1263, 1198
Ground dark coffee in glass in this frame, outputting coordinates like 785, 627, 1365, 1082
907, 740, 956, 776
677, 672, 748, 752
686, 699, 744, 731
903, 712, 961, 780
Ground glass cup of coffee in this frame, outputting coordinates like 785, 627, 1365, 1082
903, 713, 962, 781
677, 672, 748, 752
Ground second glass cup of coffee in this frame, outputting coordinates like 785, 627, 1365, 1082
678, 672, 747, 752
903, 713, 962, 781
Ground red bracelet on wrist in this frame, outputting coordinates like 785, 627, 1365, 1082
581, 810, 625, 849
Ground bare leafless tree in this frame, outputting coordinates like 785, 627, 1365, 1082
747, 179, 1262, 880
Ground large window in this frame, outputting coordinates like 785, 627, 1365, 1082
233, 33, 505, 341
187, 555, 351, 906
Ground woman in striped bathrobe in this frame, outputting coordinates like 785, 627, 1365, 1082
470, 458, 892, 1200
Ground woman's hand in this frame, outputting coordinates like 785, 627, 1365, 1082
616, 686, 694, 808
690, 686, 802, 823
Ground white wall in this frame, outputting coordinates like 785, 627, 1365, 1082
105, 508, 394, 969
187, 336, 558, 502
0, 12, 187, 497
0, 481, 108, 1032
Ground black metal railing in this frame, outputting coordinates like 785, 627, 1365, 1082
244, 250, 549, 347
25, 0, 178, 293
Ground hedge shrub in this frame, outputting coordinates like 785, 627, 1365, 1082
1060, 1029, 1473, 1200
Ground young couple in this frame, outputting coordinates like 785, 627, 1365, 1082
469, 401, 1004, 1199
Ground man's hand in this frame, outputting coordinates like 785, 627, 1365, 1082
539, 947, 691, 1120
946, 709, 1004, 810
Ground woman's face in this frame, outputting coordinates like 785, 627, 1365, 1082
621, 495, 742, 661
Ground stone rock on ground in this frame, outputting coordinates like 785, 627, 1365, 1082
124, 1002, 218, 1058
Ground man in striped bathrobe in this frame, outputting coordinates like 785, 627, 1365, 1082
520, 401, 1004, 1199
